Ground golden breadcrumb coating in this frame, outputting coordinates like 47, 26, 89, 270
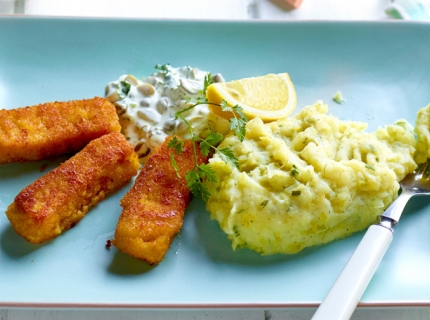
0, 97, 121, 164
6, 132, 140, 244
113, 137, 208, 265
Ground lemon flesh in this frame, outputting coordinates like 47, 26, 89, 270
206, 73, 297, 122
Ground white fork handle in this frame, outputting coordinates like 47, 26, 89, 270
312, 225, 393, 320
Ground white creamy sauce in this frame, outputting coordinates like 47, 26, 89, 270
105, 65, 225, 163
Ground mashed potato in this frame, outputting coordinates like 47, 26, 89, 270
414, 103, 430, 164
204, 101, 417, 255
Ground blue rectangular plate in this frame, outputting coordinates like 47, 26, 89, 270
1, 17, 430, 308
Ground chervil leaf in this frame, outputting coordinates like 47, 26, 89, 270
204, 73, 214, 91
185, 169, 212, 202
169, 153, 181, 178
186, 96, 208, 106
232, 104, 248, 121
218, 147, 239, 169
200, 132, 224, 156
197, 163, 217, 183
185, 169, 200, 186
198, 73, 214, 97
219, 101, 248, 142
220, 99, 234, 113
191, 180, 212, 202
229, 118, 247, 142
167, 136, 184, 155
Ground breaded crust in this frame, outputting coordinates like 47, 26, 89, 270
6, 132, 140, 244
0, 97, 121, 164
113, 137, 208, 265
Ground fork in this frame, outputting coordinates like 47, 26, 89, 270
312, 161, 430, 320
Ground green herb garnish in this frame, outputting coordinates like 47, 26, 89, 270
199, 132, 224, 157
220, 100, 248, 142
167, 136, 184, 155
167, 72, 248, 201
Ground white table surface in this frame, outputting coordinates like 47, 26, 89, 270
1, 0, 430, 319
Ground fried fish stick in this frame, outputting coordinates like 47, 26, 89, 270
113, 137, 208, 265
0, 97, 121, 164
6, 132, 140, 244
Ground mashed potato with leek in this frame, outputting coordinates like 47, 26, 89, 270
414, 103, 430, 164
204, 101, 417, 255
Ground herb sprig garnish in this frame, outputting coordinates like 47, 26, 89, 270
166, 69, 248, 202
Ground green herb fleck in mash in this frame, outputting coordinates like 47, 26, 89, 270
333, 91, 345, 104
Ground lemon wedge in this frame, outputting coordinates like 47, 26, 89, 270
206, 73, 297, 122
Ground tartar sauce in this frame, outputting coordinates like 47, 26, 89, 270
105, 65, 226, 163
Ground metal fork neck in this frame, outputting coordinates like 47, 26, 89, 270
380, 191, 413, 230
378, 216, 396, 232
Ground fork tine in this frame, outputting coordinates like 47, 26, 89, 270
424, 161, 430, 177
414, 161, 430, 178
